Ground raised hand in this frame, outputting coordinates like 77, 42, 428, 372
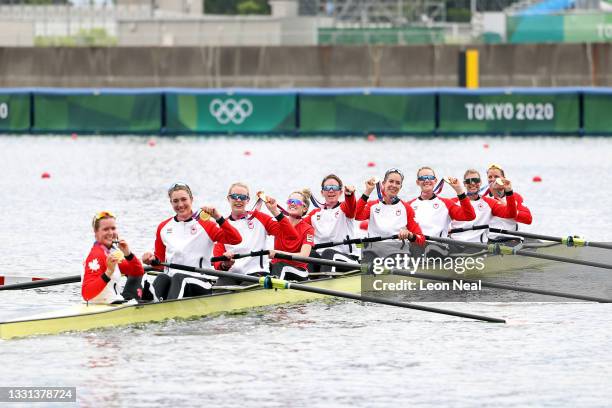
446, 176, 465, 195
264, 197, 281, 216
364, 177, 377, 196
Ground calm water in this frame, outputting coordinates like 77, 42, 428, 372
1, 135, 611, 407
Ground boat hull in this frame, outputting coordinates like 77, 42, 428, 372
0, 274, 362, 340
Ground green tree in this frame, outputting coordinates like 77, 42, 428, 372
204, 0, 270, 15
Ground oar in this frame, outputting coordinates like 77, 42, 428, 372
424, 235, 612, 271
0, 275, 81, 291
0, 266, 159, 291
313, 234, 399, 250
391, 270, 612, 303
210, 235, 399, 263
273, 254, 612, 303
448, 225, 490, 234
487, 228, 612, 250
211, 249, 269, 263
160, 261, 505, 323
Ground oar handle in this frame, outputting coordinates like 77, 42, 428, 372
210, 249, 270, 263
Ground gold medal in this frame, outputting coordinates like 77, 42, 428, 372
256, 191, 270, 203
111, 250, 125, 262
495, 178, 504, 186
199, 211, 211, 221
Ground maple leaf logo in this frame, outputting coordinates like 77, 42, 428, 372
88, 259, 100, 271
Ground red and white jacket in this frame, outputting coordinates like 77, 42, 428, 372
408, 194, 475, 238
271, 219, 315, 272
355, 196, 425, 245
153, 215, 241, 279
82, 242, 144, 304
489, 192, 532, 239
213, 211, 298, 275
303, 193, 356, 255
450, 193, 517, 242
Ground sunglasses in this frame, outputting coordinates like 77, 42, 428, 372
464, 177, 481, 184
168, 182, 191, 194
287, 198, 304, 206
385, 168, 404, 180
417, 175, 436, 181
228, 193, 250, 201
94, 210, 115, 220
322, 185, 342, 192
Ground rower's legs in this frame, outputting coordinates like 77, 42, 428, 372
308, 249, 322, 273
319, 249, 359, 272
166, 273, 213, 299
270, 262, 308, 282
121, 275, 143, 300
151, 273, 172, 301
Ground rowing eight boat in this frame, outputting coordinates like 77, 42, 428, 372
0, 272, 362, 340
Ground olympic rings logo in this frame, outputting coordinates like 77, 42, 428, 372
209, 98, 253, 125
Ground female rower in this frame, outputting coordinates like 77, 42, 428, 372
449, 169, 517, 243
142, 182, 242, 300
268, 189, 316, 281
355, 168, 425, 245
303, 174, 358, 265
486, 164, 532, 241
83, 211, 144, 304
212, 182, 298, 284
407, 166, 475, 237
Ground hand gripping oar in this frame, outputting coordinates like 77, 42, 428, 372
160, 261, 505, 323
424, 235, 612, 271
487, 228, 612, 250
0, 266, 160, 291
210, 235, 399, 263
273, 254, 612, 303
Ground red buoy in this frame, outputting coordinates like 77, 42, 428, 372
148, 139, 156, 147
483, 143, 489, 149
359, 220, 369, 231
367, 162, 376, 167
367, 134, 376, 142
244, 150, 252, 156
532, 176, 542, 182
41, 172, 51, 179
71, 133, 78, 140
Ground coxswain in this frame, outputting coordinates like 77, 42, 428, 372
82, 211, 144, 304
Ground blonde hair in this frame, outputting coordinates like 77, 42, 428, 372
463, 169, 481, 179
291, 189, 312, 214
228, 182, 250, 196
92, 211, 115, 231
416, 166, 436, 178
487, 163, 505, 177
